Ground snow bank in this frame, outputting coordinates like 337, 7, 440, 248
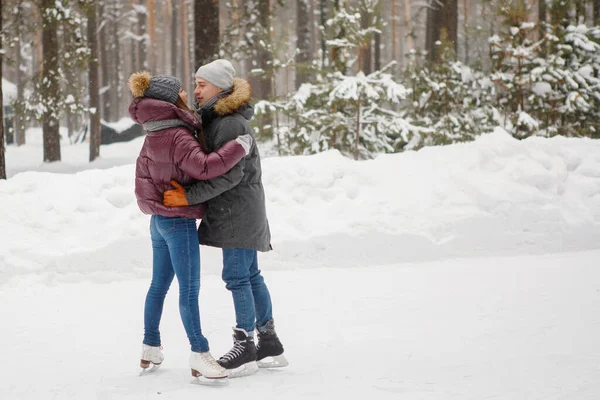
2, 78, 17, 104
1, 129, 600, 283
102, 117, 137, 133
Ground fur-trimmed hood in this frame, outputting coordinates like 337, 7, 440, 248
214, 78, 252, 116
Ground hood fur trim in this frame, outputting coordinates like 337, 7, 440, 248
214, 78, 252, 116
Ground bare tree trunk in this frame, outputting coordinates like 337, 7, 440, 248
88, 1, 101, 161
181, 2, 192, 101
194, 0, 219, 70
137, 0, 148, 70
403, 0, 413, 54
463, 0, 469, 64
354, 100, 361, 160
0, 0, 5, 179
374, 5, 381, 71
426, 0, 458, 62
392, 0, 398, 63
425, 0, 441, 60
442, 0, 458, 53
320, 0, 329, 66
129, 0, 138, 73
41, 0, 61, 162
31, 6, 44, 76
539, 0, 547, 54
110, 0, 121, 121
171, 0, 178, 76
331, 0, 346, 73
99, 3, 111, 122
250, 0, 273, 100
296, 0, 312, 87
359, 7, 372, 74
147, 0, 156, 71
594, 0, 600, 25
15, 4, 26, 146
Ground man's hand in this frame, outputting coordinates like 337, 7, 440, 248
164, 180, 189, 207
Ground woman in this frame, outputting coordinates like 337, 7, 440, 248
128, 71, 252, 380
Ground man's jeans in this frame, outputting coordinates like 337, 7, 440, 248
144, 215, 209, 353
222, 248, 273, 334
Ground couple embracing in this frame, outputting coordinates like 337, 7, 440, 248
128, 59, 286, 381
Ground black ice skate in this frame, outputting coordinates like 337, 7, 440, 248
217, 327, 259, 378
256, 319, 288, 368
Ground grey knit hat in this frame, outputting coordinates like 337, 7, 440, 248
195, 59, 235, 90
128, 72, 181, 104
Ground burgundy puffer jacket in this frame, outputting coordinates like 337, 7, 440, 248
129, 97, 246, 219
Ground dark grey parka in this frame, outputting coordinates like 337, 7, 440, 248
185, 78, 272, 252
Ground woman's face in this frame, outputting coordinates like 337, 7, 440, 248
179, 89, 188, 104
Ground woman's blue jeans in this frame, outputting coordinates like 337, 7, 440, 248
222, 248, 274, 334
143, 215, 209, 353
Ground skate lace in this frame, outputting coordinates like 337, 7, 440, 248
203, 354, 225, 372
220, 339, 245, 362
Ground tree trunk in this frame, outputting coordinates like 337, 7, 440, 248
194, 0, 219, 70
137, 0, 148, 70
250, 0, 272, 100
88, 1, 101, 162
147, 0, 156, 71
441, 0, 458, 53
425, 0, 441, 61
0, 0, 5, 179
331, 0, 346, 74
171, 0, 178, 76
181, 2, 192, 99
296, 0, 312, 88
539, 0, 547, 54
426, 0, 458, 62
319, 0, 329, 67
15, 4, 26, 146
403, 0, 413, 54
129, 0, 138, 73
31, 6, 44, 76
99, 3, 111, 122
110, 0, 121, 121
463, 0, 469, 64
41, 0, 61, 163
392, 0, 398, 64
359, 8, 372, 74
374, 5, 381, 71
594, 0, 600, 25
354, 100, 361, 160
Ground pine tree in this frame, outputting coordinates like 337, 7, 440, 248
403, 44, 496, 146
489, 0, 541, 138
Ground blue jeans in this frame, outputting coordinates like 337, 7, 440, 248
222, 248, 273, 334
144, 215, 209, 353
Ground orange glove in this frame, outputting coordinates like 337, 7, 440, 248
164, 180, 189, 207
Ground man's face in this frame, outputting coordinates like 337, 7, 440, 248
194, 78, 222, 106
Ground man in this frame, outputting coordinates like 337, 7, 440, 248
163, 59, 287, 377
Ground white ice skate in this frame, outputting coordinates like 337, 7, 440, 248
139, 344, 164, 375
189, 351, 229, 386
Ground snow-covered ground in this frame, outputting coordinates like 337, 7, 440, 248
1, 128, 600, 399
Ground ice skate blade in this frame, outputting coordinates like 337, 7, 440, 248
191, 375, 229, 386
227, 361, 259, 378
139, 364, 161, 376
257, 354, 288, 368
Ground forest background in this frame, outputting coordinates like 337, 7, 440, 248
0, 0, 599, 179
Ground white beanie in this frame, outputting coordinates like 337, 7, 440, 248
195, 59, 235, 90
